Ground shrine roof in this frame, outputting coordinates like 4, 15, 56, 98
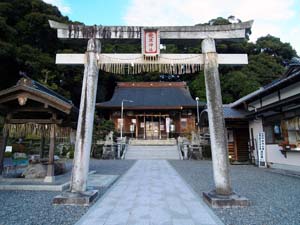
0, 77, 78, 115
97, 82, 205, 109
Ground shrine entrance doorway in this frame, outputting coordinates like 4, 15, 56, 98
145, 120, 159, 140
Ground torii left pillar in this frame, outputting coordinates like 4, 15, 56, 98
53, 38, 100, 206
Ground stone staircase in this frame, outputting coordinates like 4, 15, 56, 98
129, 138, 177, 146
124, 145, 181, 160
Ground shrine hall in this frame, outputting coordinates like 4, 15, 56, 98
97, 82, 205, 139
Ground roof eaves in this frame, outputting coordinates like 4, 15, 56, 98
0, 85, 75, 114
231, 66, 300, 108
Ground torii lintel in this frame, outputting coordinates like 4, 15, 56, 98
49, 20, 253, 40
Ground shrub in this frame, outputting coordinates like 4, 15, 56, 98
4, 151, 12, 158
68, 145, 75, 159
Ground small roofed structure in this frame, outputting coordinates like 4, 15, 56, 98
200, 105, 250, 162
97, 82, 204, 139
0, 77, 78, 181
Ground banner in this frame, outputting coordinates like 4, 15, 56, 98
142, 29, 160, 58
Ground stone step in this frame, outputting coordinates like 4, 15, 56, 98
129, 138, 177, 146
125, 145, 180, 160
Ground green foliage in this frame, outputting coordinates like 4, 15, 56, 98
255, 35, 297, 63
68, 146, 74, 159
188, 71, 206, 102
61, 145, 69, 157
220, 70, 260, 103
4, 151, 12, 158
242, 54, 285, 85
208, 17, 231, 25
102, 40, 141, 53
0, 0, 72, 95
93, 117, 115, 140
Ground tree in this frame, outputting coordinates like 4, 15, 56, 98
255, 35, 297, 65
220, 71, 260, 103
242, 53, 285, 85
188, 72, 206, 102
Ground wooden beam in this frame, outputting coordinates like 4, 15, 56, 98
40, 130, 45, 159
56, 53, 248, 65
47, 124, 55, 175
6, 119, 63, 124
0, 92, 71, 114
11, 107, 54, 114
135, 115, 138, 139
0, 128, 9, 176
0, 104, 10, 114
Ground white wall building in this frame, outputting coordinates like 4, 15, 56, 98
231, 60, 300, 172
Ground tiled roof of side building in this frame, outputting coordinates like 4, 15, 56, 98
223, 105, 249, 119
202, 105, 248, 119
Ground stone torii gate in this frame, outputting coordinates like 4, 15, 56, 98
50, 20, 252, 207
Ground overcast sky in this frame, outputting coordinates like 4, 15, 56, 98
43, 0, 300, 55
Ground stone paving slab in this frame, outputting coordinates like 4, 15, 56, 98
0, 171, 117, 191
76, 160, 223, 225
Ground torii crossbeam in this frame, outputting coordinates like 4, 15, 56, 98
50, 20, 253, 207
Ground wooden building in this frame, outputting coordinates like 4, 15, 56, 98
0, 77, 78, 178
199, 105, 250, 162
97, 82, 204, 139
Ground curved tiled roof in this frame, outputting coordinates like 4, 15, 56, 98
201, 105, 248, 119
0, 77, 78, 115
97, 82, 205, 109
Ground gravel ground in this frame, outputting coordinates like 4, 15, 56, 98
2, 159, 299, 225
169, 160, 300, 225
0, 159, 136, 225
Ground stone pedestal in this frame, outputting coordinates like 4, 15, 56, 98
53, 190, 98, 206
44, 175, 55, 183
117, 142, 121, 159
203, 190, 250, 208
183, 144, 188, 160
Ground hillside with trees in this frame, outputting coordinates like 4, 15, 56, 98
0, 1, 298, 105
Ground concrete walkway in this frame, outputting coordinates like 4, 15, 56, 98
76, 160, 223, 225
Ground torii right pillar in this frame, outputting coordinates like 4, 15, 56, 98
202, 38, 250, 208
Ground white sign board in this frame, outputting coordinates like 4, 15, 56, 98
258, 132, 267, 167
5, 146, 12, 152
170, 125, 175, 132
166, 117, 170, 133
130, 124, 135, 132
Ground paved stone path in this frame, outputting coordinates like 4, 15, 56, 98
76, 160, 223, 225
